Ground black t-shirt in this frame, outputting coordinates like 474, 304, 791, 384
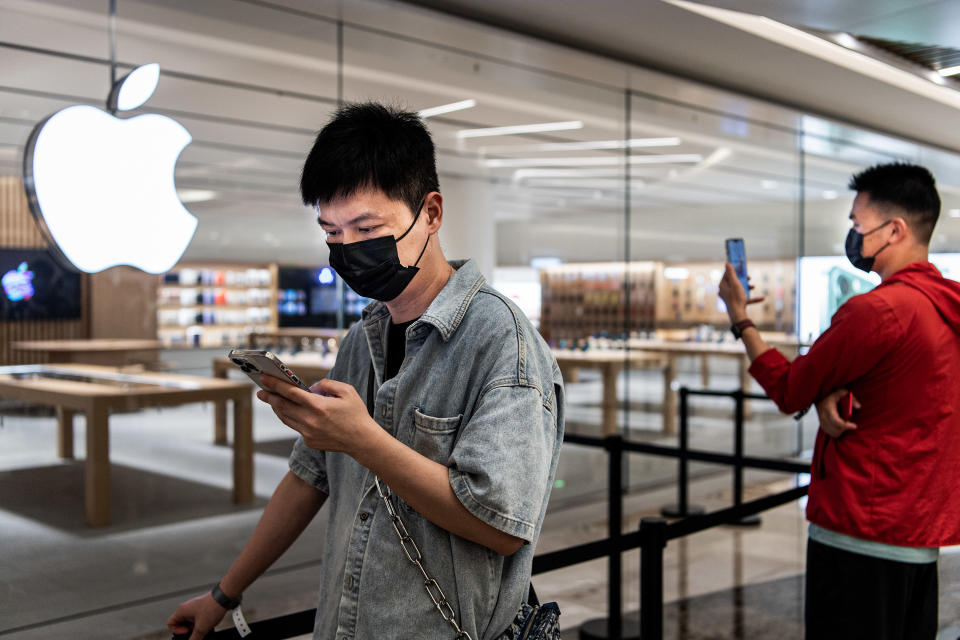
385, 319, 414, 381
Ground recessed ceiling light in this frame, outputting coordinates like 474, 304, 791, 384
417, 99, 476, 118
457, 120, 583, 139
823, 190, 838, 199
950, 209, 960, 218
939, 66, 960, 77
761, 180, 779, 189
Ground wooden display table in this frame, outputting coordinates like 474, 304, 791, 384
628, 338, 806, 432
11, 339, 164, 367
553, 350, 669, 436
246, 328, 345, 349
212, 353, 335, 444
0, 364, 253, 527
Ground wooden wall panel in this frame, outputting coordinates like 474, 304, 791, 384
89, 267, 158, 340
0, 176, 89, 365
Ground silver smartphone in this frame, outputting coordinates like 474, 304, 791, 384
227, 349, 310, 391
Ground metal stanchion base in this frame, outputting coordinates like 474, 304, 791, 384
578, 613, 641, 640
729, 514, 762, 527
660, 503, 706, 518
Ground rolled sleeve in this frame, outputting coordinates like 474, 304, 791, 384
448, 383, 558, 542
289, 435, 329, 494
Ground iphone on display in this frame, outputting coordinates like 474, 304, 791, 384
228, 349, 310, 391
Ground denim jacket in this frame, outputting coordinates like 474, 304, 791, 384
289, 259, 565, 640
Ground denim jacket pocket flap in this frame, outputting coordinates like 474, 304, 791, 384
412, 409, 463, 435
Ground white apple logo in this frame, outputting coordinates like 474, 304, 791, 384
22, 63, 197, 274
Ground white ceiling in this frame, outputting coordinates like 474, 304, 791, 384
400, 0, 960, 154
2, 0, 960, 268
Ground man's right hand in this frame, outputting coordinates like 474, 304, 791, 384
167, 593, 228, 640
816, 389, 861, 438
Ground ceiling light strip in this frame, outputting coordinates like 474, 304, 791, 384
418, 99, 477, 118
485, 153, 702, 168
458, 120, 583, 139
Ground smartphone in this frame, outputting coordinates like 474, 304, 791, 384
228, 349, 310, 391
725, 238, 750, 294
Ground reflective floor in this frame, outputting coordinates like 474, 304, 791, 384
1, 352, 957, 639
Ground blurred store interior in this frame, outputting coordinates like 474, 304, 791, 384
1, 0, 960, 638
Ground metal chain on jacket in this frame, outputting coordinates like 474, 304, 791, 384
374, 476, 474, 640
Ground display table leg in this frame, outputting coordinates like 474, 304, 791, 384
57, 407, 75, 459
85, 402, 110, 527
213, 364, 228, 445
233, 393, 254, 504
663, 356, 678, 435
739, 356, 753, 420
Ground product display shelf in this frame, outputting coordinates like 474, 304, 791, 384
156, 262, 278, 348
539, 262, 658, 344
539, 260, 797, 344
655, 260, 796, 331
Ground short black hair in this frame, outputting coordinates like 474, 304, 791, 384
848, 162, 940, 244
300, 102, 440, 215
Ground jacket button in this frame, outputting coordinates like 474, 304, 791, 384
359, 512, 369, 521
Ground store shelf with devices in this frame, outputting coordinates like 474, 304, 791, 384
156, 263, 277, 348
539, 260, 797, 347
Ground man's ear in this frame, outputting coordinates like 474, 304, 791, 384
890, 217, 911, 244
424, 191, 443, 232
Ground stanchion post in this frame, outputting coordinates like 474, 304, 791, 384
580, 435, 641, 639
732, 389, 761, 526
639, 517, 667, 640
608, 434, 623, 639
733, 389, 744, 507
661, 387, 704, 518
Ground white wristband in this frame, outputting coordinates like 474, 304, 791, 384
231, 606, 251, 638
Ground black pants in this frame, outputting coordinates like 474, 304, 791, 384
805, 538, 938, 640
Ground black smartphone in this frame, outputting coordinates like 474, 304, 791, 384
725, 238, 750, 294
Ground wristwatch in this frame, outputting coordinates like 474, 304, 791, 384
211, 582, 242, 610
730, 318, 756, 340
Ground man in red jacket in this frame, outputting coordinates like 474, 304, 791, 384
718, 162, 960, 640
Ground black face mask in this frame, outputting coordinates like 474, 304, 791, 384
845, 220, 892, 273
325, 198, 429, 301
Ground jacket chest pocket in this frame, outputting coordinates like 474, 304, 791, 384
412, 408, 462, 465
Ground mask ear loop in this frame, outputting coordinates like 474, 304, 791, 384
866, 220, 894, 260
397, 195, 431, 268
396, 195, 428, 243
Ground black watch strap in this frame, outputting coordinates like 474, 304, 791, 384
211, 583, 241, 610
731, 319, 755, 340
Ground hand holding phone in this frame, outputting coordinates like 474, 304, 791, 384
725, 238, 750, 294
228, 349, 310, 391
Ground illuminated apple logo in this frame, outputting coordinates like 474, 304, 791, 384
22, 63, 197, 274
2, 262, 35, 302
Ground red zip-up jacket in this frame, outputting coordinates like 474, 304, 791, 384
749, 261, 960, 547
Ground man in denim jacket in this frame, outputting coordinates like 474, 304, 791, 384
168, 103, 564, 640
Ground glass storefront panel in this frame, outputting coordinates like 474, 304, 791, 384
341, 23, 629, 505
625, 90, 805, 489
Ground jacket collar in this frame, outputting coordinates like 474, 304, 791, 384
361, 259, 485, 342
